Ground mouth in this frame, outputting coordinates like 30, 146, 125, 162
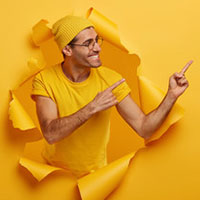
88, 54, 102, 67
88, 54, 101, 63
88, 54, 99, 58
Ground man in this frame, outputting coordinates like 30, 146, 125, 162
31, 15, 191, 177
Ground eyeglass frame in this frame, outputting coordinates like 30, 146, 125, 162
69, 36, 103, 50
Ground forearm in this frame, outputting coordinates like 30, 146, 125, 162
141, 90, 177, 139
118, 62, 191, 139
44, 103, 95, 144
41, 79, 124, 144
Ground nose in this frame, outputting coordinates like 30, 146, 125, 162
93, 41, 101, 52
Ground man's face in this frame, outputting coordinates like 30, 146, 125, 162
68, 27, 102, 68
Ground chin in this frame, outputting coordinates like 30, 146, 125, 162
91, 65, 101, 68
90, 61, 102, 68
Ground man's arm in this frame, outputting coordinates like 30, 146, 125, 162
116, 93, 176, 139
34, 78, 125, 144
116, 61, 192, 139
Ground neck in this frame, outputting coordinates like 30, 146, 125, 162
62, 59, 91, 82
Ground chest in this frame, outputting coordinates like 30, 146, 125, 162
51, 78, 107, 117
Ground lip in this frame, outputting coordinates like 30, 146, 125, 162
88, 54, 99, 58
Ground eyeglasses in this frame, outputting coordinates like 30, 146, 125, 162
69, 36, 103, 50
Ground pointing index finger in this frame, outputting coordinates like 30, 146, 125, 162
108, 78, 125, 91
180, 60, 193, 75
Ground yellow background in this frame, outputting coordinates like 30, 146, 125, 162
1, 0, 200, 199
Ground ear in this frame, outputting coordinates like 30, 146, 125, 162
62, 45, 73, 57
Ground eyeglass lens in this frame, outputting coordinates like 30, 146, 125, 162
89, 38, 103, 49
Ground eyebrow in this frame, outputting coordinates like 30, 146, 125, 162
82, 35, 98, 44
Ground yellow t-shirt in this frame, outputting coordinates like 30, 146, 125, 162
31, 64, 131, 177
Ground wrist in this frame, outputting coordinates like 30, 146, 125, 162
167, 89, 178, 103
85, 101, 97, 116
77, 103, 95, 124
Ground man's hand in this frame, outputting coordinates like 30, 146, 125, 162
116, 60, 193, 139
89, 78, 125, 114
34, 78, 125, 144
168, 60, 193, 99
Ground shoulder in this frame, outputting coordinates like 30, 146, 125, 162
34, 64, 60, 82
31, 64, 62, 102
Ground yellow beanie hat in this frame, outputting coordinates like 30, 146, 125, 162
52, 15, 93, 51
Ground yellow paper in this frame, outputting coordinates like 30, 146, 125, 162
9, 92, 35, 130
20, 157, 63, 181
8, 7, 184, 200
32, 19, 54, 46
137, 67, 184, 144
86, 8, 134, 53
9, 76, 41, 131
19, 139, 65, 181
32, 19, 64, 67
78, 152, 135, 200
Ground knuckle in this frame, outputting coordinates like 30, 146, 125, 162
114, 100, 119, 105
107, 92, 113, 98
98, 91, 103, 95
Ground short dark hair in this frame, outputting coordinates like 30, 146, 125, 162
62, 36, 78, 59
68, 36, 78, 46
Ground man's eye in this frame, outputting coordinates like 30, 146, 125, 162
95, 37, 99, 42
84, 42, 90, 46
84, 40, 92, 46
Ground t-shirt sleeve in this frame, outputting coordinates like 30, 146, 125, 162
100, 67, 131, 103
31, 73, 50, 100
112, 77, 131, 103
